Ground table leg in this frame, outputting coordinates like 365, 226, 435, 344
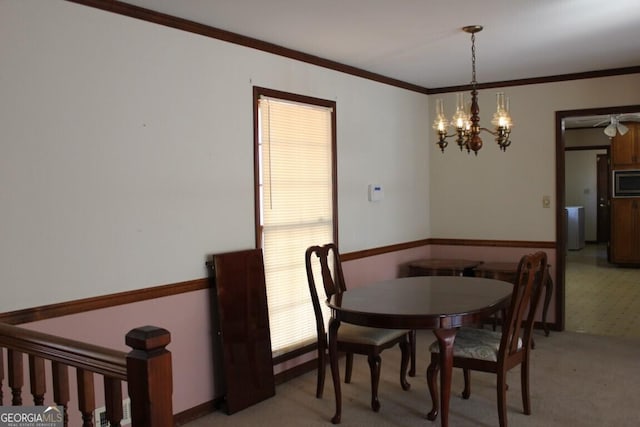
433, 328, 457, 427
328, 317, 341, 424
409, 329, 417, 377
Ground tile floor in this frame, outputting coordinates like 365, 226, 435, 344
565, 243, 640, 339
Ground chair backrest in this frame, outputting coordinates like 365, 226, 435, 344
500, 251, 548, 359
305, 243, 347, 298
305, 243, 347, 343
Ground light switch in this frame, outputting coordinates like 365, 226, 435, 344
542, 195, 551, 208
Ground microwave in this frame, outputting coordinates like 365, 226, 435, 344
613, 169, 640, 197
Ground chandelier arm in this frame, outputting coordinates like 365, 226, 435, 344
478, 127, 498, 136
442, 132, 464, 139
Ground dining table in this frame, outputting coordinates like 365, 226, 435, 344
326, 275, 513, 426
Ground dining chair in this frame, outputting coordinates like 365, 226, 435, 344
426, 251, 548, 427
305, 243, 412, 412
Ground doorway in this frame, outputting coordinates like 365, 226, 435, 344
555, 104, 640, 333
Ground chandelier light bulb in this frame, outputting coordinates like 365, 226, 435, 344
452, 93, 470, 131
433, 98, 449, 132
491, 92, 512, 129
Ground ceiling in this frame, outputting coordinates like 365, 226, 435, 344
112, 1, 640, 129
121, 0, 640, 90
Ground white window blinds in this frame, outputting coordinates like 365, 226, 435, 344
257, 95, 334, 356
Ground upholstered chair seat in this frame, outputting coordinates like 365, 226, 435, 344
429, 327, 522, 363
338, 324, 410, 346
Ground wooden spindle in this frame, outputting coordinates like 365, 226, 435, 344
126, 326, 173, 427
7, 349, 23, 405
104, 377, 123, 427
29, 355, 46, 405
0, 348, 4, 405
52, 361, 70, 427
77, 368, 95, 427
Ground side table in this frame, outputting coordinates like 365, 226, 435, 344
408, 259, 483, 277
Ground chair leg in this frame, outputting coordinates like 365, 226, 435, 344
497, 371, 508, 427
462, 368, 471, 399
344, 353, 354, 384
367, 354, 382, 412
408, 330, 417, 377
316, 347, 326, 398
426, 357, 439, 421
500, 308, 507, 330
521, 355, 531, 415
399, 336, 411, 391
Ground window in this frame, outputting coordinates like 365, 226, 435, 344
254, 87, 337, 356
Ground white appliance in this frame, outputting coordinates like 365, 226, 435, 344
565, 206, 585, 250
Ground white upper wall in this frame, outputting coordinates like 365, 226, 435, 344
0, 1, 429, 311
2, 1, 640, 311
428, 74, 640, 240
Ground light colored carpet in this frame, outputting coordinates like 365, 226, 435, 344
186, 329, 640, 426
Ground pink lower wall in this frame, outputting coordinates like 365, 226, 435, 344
13, 243, 557, 418
341, 246, 431, 289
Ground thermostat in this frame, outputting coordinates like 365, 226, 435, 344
368, 184, 384, 202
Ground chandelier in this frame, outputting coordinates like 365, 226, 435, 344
433, 25, 513, 155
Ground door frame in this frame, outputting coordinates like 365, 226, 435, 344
555, 104, 640, 331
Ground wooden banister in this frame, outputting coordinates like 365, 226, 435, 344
0, 322, 173, 426
0, 323, 127, 379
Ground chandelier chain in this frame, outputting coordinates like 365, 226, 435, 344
470, 32, 477, 86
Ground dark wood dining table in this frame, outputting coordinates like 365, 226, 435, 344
327, 275, 513, 426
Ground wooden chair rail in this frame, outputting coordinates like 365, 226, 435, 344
0, 322, 173, 427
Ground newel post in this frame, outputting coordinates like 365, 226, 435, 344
125, 326, 173, 427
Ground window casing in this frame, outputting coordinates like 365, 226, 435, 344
254, 87, 337, 356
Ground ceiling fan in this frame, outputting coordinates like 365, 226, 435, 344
594, 114, 630, 138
